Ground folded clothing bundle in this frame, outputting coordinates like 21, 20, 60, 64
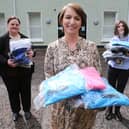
102, 40, 129, 63
34, 64, 129, 110
79, 67, 106, 90
11, 48, 32, 66
34, 64, 86, 109
10, 38, 32, 67
81, 78, 129, 109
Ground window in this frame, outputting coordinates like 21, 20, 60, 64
0, 13, 6, 36
28, 12, 42, 41
102, 11, 117, 41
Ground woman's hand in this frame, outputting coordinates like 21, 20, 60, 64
26, 49, 34, 59
7, 59, 17, 68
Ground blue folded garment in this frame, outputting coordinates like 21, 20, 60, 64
111, 41, 129, 48
81, 78, 129, 109
111, 46, 129, 55
11, 48, 32, 65
34, 64, 86, 108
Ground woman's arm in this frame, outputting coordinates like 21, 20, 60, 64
44, 44, 55, 79
0, 36, 9, 66
90, 43, 102, 75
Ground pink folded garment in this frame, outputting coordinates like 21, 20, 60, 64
79, 67, 106, 90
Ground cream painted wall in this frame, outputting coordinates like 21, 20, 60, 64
0, 0, 129, 45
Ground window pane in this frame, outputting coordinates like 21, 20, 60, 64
0, 13, 5, 35
103, 25, 114, 38
30, 26, 41, 38
29, 13, 40, 25
28, 12, 42, 39
103, 11, 116, 40
104, 12, 116, 25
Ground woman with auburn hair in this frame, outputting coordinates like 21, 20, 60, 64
44, 3, 102, 129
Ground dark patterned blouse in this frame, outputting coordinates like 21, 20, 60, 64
44, 37, 102, 78
43, 37, 102, 129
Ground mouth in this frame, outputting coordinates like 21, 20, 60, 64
67, 26, 77, 31
11, 28, 18, 31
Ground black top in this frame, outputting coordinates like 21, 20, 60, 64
0, 32, 34, 75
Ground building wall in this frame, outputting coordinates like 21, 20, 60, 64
0, 0, 129, 46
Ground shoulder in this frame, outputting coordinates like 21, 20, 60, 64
47, 39, 61, 49
126, 35, 129, 41
80, 37, 97, 48
19, 33, 28, 38
0, 32, 10, 44
0, 32, 9, 39
111, 36, 119, 41
46, 39, 60, 53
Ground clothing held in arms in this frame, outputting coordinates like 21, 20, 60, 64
81, 78, 129, 109
34, 64, 86, 110
34, 64, 129, 110
9, 38, 33, 68
34, 64, 106, 110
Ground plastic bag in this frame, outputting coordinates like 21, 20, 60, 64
82, 78, 129, 109
79, 67, 106, 90
10, 38, 32, 67
34, 64, 86, 109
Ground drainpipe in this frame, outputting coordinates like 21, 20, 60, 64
12, 0, 16, 16
128, 0, 129, 25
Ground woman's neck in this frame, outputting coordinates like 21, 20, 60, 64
9, 32, 20, 40
119, 34, 124, 39
63, 35, 79, 50
64, 34, 79, 44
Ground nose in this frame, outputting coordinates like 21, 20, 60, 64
13, 25, 17, 28
70, 18, 76, 24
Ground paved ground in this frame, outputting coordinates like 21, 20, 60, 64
1, 48, 129, 129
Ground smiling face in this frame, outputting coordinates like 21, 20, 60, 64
7, 19, 20, 36
117, 23, 125, 36
61, 7, 82, 36
114, 20, 129, 37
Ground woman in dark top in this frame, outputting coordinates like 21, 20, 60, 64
105, 20, 129, 121
0, 16, 35, 121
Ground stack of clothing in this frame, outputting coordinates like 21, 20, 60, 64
10, 38, 33, 68
33, 64, 129, 110
102, 41, 129, 65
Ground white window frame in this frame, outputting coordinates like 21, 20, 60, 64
0, 13, 6, 35
27, 12, 43, 42
101, 10, 118, 42
128, 9, 129, 26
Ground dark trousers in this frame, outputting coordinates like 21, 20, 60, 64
1, 68, 32, 113
107, 65, 129, 111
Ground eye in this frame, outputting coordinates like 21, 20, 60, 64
64, 15, 72, 19
11, 23, 19, 26
118, 24, 124, 28
16, 24, 19, 26
74, 16, 81, 21
11, 23, 15, 26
